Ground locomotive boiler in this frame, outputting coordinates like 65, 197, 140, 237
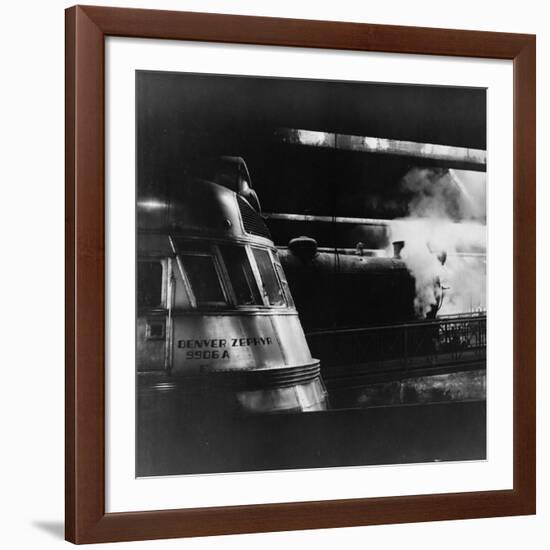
278, 237, 419, 331
137, 157, 327, 413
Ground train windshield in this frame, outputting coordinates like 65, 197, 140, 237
219, 245, 263, 306
274, 261, 294, 308
181, 253, 226, 305
252, 248, 286, 306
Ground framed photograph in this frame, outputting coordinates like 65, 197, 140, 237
65, 5, 536, 544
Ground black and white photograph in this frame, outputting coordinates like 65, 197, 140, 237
2, 0, 543, 547
136, 71, 487, 477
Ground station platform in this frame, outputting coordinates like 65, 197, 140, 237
137, 395, 486, 477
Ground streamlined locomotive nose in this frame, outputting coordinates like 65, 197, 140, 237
171, 308, 326, 413
137, 160, 327, 413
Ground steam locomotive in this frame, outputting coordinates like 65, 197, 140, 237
137, 157, 327, 413
278, 238, 425, 332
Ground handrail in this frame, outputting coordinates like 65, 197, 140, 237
306, 312, 487, 337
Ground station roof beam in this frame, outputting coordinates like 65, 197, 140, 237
275, 128, 486, 172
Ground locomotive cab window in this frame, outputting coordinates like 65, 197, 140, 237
180, 253, 226, 306
219, 244, 263, 306
252, 248, 286, 307
137, 261, 164, 309
274, 261, 294, 308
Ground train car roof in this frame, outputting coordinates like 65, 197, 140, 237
137, 178, 271, 243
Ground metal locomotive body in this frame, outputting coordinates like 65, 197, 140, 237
137, 158, 327, 413
278, 238, 418, 332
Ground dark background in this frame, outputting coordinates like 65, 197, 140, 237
136, 71, 486, 247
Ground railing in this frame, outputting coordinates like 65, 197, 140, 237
306, 313, 487, 377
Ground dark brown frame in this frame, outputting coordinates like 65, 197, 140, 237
65, 5, 536, 544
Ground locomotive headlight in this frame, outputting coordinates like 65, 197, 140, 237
138, 199, 167, 211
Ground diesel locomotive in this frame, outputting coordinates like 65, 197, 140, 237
137, 157, 328, 413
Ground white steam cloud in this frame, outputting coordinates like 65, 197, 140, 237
389, 168, 487, 317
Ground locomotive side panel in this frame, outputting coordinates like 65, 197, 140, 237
171, 313, 313, 374
137, 257, 170, 372
279, 248, 416, 330
136, 317, 167, 371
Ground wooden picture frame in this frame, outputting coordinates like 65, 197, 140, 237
65, 4, 536, 544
